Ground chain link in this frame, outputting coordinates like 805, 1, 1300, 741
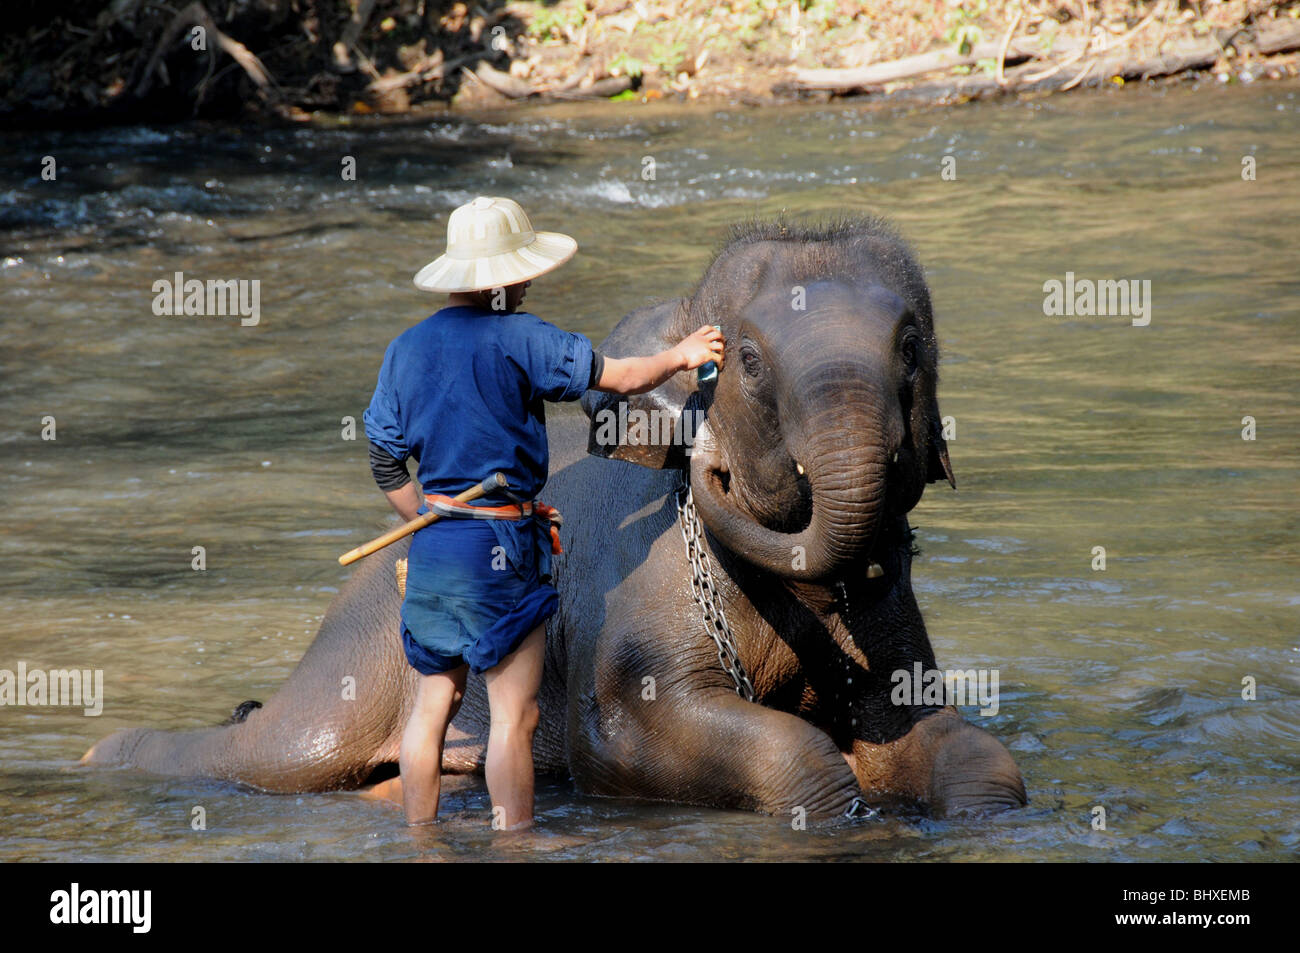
675, 478, 756, 702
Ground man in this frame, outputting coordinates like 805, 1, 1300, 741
364, 196, 724, 828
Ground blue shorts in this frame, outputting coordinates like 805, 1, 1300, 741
400, 513, 558, 676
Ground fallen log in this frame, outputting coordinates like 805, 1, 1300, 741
548, 75, 633, 99
1254, 18, 1300, 55
790, 18, 1300, 97
470, 60, 533, 98
906, 20, 1300, 100
465, 61, 633, 101
791, 36, 1045, 90
1077, 20, 1300, 85
547, 63, 591, 93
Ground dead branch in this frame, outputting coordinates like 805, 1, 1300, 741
792, 36, 1044, 90
471, 61, 534, 98
996, 7, 1025, 86
333, 0, 378, 72
367, 51, 479, 94
135, 2, 274, 99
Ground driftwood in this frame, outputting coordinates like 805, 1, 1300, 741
1057, 1, 1167, 91
1255, 18, 1300, 55
905, 20, 1300, 100
465, 60, 632, 101
134, 1, 274, 100
548, 63, 592, 93
790, 18, 1300, 96
994, 8, 1024, 86
1081, 21, 1300, 84
792, 36, 1046, 90
469, 61, 534, 98
366, 50, 480, 94
548, 75, 633, 100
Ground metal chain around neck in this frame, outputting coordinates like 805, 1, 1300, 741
677, 479, 876, 821
675, 477, 755, 702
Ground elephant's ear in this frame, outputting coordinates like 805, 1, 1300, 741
582, 298, 698, 469
926, 406, 957, 489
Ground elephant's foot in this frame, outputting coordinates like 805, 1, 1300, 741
848, 709, 1026, 817
357, 726, 487, 807
357, 773, 480, 806
359, 775, 404, 804
924, 714, 1026, 815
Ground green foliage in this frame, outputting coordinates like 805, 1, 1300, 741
526, 2, 588, 41
609, 52, 644, 79
649, 39, 687, 76
797, 0, 838, 22
943, 0, 988, 56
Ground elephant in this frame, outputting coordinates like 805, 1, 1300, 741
84, 215, 1027, 820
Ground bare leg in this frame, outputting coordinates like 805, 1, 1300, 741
483, 625, 545, 830
399, 664, 468, 826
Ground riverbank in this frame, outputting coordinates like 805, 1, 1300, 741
3, 1, 1299, 126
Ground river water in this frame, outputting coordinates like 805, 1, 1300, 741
1, 79, 1297, 862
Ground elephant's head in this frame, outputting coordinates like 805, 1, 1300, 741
583, 216, 954, 585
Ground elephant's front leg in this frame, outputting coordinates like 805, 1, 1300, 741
571, 684, 861, 817
850, 708, 1027, 816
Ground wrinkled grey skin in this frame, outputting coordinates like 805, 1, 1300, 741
86, 217, 1026, 819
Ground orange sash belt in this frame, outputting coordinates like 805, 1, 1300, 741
425, 494, 564, 554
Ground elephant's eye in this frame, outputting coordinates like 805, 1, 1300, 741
741, 345, 763, 377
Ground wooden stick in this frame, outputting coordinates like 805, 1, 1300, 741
995, 7, 1025, 86
791, 36, 1042, 90
338, 473, 508, 566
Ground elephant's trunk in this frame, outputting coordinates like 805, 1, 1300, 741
690, 369, 895, 582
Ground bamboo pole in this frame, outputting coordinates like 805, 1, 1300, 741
338, 473, 508, 566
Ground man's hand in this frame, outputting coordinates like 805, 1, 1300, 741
673, 325, 726, 371
594, 325, 727, 395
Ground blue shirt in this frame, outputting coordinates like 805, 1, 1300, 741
363, 305, 596, 503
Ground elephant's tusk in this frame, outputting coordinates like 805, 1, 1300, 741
867, 562, 884, 578
796, 461, 805, 475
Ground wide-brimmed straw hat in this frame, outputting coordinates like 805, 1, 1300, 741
413, 196, 577, 293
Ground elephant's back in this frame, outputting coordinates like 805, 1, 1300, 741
543, 405, 683, 610
543, 405, 683, 636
